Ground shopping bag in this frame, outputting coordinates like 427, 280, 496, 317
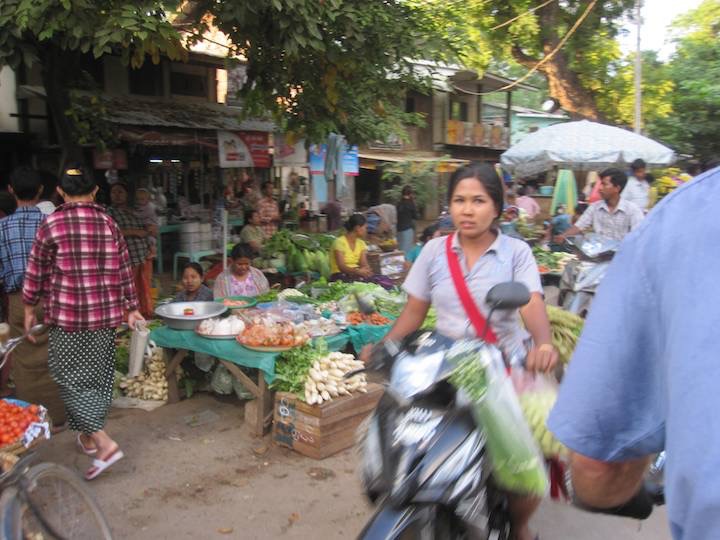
511, 368, 566, 459
128, 321, 150, 378
448, 342, 548, 497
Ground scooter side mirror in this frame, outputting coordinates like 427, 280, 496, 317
485, 282, 531, 310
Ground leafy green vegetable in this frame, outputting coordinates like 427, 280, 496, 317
115, 345, 129, 375
421, 307, 437, 330
256, 290, 280, 303
449, 351, 547, 497
270, 339, 329, 396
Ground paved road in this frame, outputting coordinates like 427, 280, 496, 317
36, 394, 671, 539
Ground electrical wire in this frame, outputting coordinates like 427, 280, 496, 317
453, 0, 599, 96
490, 0, 558, 31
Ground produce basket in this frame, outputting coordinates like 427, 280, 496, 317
367, 250, 406, 283
0, 399, 51, 456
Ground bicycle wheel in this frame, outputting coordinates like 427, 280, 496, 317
0, 462, 112, 540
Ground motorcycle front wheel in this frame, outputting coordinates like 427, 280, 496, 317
357, 502, 469, 540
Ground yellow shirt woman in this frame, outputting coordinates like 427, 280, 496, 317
330, 235, 368, 274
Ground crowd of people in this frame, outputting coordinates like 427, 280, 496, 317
1, 155, 717, 538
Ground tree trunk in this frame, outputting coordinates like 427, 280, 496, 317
512, 0, 604, 122
39, 45, 85, 173
540, 53, 603, 121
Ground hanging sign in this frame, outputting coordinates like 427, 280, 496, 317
274, 134, 308, 166
308, 144, 359, 176
217, 131, 271, 168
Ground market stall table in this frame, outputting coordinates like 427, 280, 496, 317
149, 326, 350, 436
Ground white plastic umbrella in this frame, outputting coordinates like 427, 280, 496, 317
501, 120, 675, 177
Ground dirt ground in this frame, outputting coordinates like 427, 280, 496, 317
33, 393, 672, 540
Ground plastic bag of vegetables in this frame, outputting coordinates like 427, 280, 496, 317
211, 364, 234, 395
511, 369, 565, 458
448, 342, 548, 497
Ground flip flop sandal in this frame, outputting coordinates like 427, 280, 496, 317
85, 448, 124, 481
76, 434, 97, 456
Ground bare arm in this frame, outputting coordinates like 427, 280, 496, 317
357, 250, 372, 277
385, 295, 430, 342
570, 452, 651, 508
520, 292, 558, 372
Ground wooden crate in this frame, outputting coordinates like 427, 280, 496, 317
272, 383, 383, 459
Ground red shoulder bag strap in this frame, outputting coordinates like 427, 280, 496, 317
445, 233, 498, 344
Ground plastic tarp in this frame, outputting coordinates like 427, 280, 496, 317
501, 120, 675, 177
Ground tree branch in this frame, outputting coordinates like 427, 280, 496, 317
511, 45, 540, 69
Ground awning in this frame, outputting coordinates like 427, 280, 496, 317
74, 94, 275, 133
359, 151, 468, 173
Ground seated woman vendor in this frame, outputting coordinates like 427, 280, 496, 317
213, 243, 270, 298
330, 214, 393, 289
174, 262, 214, 302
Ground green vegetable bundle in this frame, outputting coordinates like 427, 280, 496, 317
421, 307, 437, 330
449, 346, 548, 497
256, 290, 280, 303
270, 339, 329, 396
546, 305, 584, 364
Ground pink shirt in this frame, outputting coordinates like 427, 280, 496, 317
516, 196, 541, 219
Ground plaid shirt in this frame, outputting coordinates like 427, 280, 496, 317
257, 196, 280, 237
574, 199, 644, 242
0, 206, 45, 293
106, 206, 151, 266
23, 202, 139, 331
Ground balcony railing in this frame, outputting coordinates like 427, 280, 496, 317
445, 120, 510, 150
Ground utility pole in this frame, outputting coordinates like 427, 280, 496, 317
634, 0, 643, 134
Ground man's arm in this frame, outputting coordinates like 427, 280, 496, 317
569, 452, 651, 508
548, 226, 664, 497
555, 205, 593, 242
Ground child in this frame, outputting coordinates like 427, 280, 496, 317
134, 188, 158, 256
174, 262, 214, 302
405, 224, 440, 266
213, 243, 270, 298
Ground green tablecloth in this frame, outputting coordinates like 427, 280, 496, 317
345, 324, 392, 351
149, 326, 350, 384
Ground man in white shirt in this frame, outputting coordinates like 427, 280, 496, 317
555, 168, 644, 243
621, 158, 650, 211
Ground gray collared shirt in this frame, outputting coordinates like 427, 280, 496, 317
403, 232, 542, 354
575, 199, 644, 241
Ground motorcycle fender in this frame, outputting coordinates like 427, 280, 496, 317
357, 503, 433, 540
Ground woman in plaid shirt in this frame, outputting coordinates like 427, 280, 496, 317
23, 167, 145, 480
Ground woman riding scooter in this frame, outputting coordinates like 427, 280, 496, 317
365, 163, 558, 540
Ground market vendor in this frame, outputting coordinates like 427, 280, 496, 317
367, 163, 559, 540
213, 243, 270, 298
258, 181, 281, 237
175, 262, 214, 302
553, 168, 643, 243
239, 209, 266, 254
107, 181, 154, 318
330, 214, 393, 289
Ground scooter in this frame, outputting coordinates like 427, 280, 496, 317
558, 234, 619, 318
355, 282, 532, 539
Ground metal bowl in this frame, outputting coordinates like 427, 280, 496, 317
155, 302, 228, 330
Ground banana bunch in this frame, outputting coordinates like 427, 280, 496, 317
519, 391, 566, 458
547, 305, 584, 365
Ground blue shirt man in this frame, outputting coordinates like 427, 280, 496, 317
0, 206, 45, 293
548, 167, 720, 539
